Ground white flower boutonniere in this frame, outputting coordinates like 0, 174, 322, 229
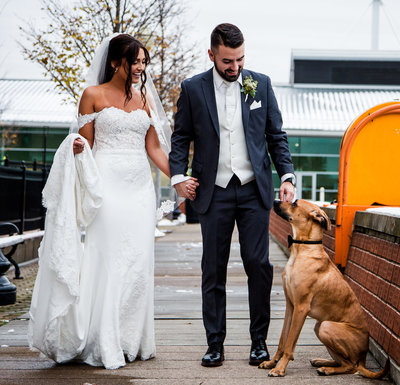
241, 75, 258, 102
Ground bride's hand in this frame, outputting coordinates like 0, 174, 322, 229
73, 138, 85, 155
175, 178, 199, 201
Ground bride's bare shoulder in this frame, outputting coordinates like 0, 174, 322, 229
79, 85, 103, 114
79, 85, 109, 112
81, 85, 105, 100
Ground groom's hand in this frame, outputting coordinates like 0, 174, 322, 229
174, 178, 199, 201
280, 181, 295, 203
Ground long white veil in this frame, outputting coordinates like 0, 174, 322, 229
69, 33, 171, 155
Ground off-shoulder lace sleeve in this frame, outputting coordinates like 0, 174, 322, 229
78, 112, 98, 129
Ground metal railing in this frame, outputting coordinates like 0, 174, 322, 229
0, 156, 50, 232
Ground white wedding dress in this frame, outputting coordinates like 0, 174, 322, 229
29, 107, 157, 369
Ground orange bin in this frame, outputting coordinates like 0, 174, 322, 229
335, 101, 400, 267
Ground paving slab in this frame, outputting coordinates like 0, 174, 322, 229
0, 223, 392, 385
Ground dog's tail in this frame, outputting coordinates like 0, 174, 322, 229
356, 354, 390, 379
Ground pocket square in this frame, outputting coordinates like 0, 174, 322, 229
250, 100, 262, 110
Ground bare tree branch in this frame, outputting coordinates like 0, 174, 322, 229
18, 0, 199, 120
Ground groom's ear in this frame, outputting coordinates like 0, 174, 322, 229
208, 49, 215, 63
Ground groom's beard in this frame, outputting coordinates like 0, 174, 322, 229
214, 63, 243, 82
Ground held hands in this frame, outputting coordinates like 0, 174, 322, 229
73, 138, 85, 155
174, 178, 199, 201
280, 181, 295, 203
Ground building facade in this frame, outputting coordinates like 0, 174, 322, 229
1, 51, 400, 203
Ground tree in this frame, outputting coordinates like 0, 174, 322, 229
19, 0, 197, 119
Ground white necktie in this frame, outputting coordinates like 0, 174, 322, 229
224, 81, 236, 127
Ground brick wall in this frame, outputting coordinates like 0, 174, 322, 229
269, 207, 400, 373
345, 212, 400, 368
269, 210, 292, 252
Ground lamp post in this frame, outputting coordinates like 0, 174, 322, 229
371, 0, 381, 50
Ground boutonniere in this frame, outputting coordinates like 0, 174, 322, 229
241, 75, 258, 102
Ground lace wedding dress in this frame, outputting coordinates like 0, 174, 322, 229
29, 107, 158, 369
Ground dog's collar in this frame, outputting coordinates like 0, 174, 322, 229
288, 235, 323, 248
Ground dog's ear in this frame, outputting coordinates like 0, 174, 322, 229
309, 210, 331, 231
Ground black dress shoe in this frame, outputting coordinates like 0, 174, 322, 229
201, 343, 224, 367
249, 339, 269, 366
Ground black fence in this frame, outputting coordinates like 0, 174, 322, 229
0, 159, 50, 232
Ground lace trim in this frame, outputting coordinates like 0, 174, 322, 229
78, 112, 98, 129
156, 200, 175, 221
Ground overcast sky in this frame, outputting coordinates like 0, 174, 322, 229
1, 0, 400, 83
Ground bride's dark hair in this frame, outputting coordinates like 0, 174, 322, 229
102, 34, 150, 107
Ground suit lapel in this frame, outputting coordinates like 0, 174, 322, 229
201, 69, 220, 137
241, 69, 251, 136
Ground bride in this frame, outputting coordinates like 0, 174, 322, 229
28, 34, 197, 369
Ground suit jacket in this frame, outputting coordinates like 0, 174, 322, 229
169, 68, 294, 214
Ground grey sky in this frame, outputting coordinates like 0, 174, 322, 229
1, 0, 400, 83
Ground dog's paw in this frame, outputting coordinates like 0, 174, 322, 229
259, 360, 276, 369
268, 368, 286, 377
316, 368, 328, 376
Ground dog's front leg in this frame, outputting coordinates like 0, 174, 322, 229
259, 294, 294, 370
268, 304, 310, 377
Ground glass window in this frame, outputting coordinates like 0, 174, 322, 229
1, 126, 68, 164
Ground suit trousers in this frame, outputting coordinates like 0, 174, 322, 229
197, 174, 273, 345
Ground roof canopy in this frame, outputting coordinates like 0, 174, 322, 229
0, 79, 74, 128
276, 83, 400, 135
0, 79, 399, 136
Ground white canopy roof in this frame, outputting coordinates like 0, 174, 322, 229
0, 79, 74, 128
0, 79, 399, 136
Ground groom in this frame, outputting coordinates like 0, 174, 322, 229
169, 23, 295, 367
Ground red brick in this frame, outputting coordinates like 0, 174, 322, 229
364, 309, 380, 341
391, 308, 400, 337
366, 237, 377, 254
323, 234, 335, 251
388, 332, 400, 366
376, 279, 390, 302
393, 264, 400, 286
352, 233, 366, 250
387, 284, 400, 309
360, 250, 380, 274
384, 241, 399, 260
380, 326, 392, 352
345, 261, 357, 282
323, 226, 335, 238
346, 262, 381, 296
348, 247, 360, 264
393, 245, 400, 264
377, 259, 393, 281
352, 282, 390, 327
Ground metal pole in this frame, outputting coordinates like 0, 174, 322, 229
371, 0, 381, 50
20, 161, 26, 234
42, 126, 47, 167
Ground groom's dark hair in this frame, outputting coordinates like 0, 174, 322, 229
211, 23, 244, 51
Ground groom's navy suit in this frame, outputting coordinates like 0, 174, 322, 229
169, 68, 294, 345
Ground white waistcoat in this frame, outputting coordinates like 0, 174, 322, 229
213, 68, 255, 188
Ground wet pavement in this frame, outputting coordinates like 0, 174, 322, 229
0, 223, 392, 384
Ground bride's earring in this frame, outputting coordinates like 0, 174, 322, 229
114, 67, 119, 73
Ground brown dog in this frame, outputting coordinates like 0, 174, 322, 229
259, 199, 389, 378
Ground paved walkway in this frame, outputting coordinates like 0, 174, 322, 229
0, 224, 392, 384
